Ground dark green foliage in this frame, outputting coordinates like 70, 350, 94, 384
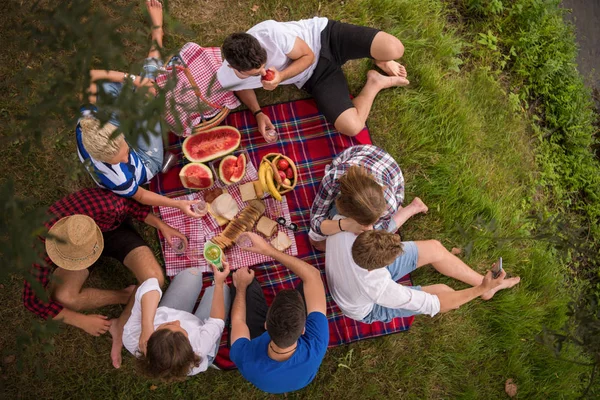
457, 0, 600, 395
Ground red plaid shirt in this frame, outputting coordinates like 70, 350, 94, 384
23, 188, 151, 319
309, 145, 405, 240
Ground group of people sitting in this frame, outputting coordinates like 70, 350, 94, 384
24, 0, 521, 394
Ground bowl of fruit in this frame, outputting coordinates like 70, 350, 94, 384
258, 153, 298, 201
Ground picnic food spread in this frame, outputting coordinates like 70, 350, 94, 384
179, 163, 214, 189
182, 125, 241, 162
211, 199, 266, 249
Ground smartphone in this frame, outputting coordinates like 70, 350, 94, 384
492, 257, 503, 278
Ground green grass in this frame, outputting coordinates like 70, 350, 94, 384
0, 0, 595, 398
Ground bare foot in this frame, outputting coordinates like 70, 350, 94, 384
108, 318, 124, 369
407, 197, 428, 214
481, 276, 521, 300
366, 70, 410, 91
375, 60, 407, 78
146, 0, 163, 30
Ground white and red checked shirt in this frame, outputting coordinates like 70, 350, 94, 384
309, 145, 404, 241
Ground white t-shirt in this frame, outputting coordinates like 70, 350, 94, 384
325, 228, 441, 320
122, 278, 225, 375
217, 17, 329, 90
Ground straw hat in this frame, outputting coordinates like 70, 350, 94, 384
45, 215, 104, 271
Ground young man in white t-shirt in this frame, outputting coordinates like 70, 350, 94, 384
325, 228, 521, 323
217, 18, 410, 139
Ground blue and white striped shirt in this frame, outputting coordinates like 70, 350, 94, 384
76, 109, 150, 198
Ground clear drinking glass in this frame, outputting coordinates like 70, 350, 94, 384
192, 198, 207, 217
170, 236, 187, 254
235, 233, 253, 249
264, 129, 279, 143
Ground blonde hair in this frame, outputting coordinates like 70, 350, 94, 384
80, 117, 124, 162
352, 230, 404, 271
335, 166, 386, 226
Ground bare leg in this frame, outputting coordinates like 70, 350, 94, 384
123, 246, 165, 286
370, 32, 408, 78
108, 288, 136, 368
51, 268, 135, 311
393, 197, 428, 228
415, 240, 520, 300
334, 70, 410, 136
421, 284, 454, 295
146, 0, 164, 58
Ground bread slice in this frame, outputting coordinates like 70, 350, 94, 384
271, 231, 292, 252
239, 182, 257, 202
207, 203, 229, 226
256, 216, 278, 237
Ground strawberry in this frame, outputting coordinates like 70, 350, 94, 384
285, 167, 293, 179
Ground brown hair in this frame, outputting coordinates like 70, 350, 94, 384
352, 230, 404, 271
222, 33, 267, 71
266, 289, 306, 348
335, 166, 386, 226
136, 329, 200, 382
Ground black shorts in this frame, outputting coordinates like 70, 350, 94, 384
101, 220, 148, 264
303, 20, 380, 125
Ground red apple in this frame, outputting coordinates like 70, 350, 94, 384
277, 158, 289, 170
285, 167, 293, 179
278, 170, 287, 181
261, 70, 275, 81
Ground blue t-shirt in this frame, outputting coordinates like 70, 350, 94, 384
230, 312, 329, 394
76, 107, 149, 198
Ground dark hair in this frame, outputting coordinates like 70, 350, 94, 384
222, 33, 267, 71
137, 329, 200, 382
335, 166, 387, 226
352, 230, 404, 270
266, 289, 306, 348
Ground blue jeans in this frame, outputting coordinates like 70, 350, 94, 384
99, 57, 165, 178
361, 241, 423, 323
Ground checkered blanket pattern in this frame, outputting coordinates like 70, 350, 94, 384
157, 156, 298, 275
150, 98, 414, 369
155, 43, 241, 136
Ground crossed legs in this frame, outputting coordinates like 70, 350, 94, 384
334, 32, 410, 136
415, 240, 521, 299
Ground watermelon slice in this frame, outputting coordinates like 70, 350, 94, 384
182, 126, 241, 163
179, 163, 214, 189
219, 153, 246, 184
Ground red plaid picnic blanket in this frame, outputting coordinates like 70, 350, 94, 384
155, 43, 241, 136
149, 98, 414, 369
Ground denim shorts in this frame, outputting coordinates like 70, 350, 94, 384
361, 241, 423, 323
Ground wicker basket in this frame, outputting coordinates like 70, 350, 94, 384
261, 153, 298, 195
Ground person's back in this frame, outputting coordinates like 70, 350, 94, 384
325, 228, 391, 320
230, 306, 328, 393
229, 233, 329, 394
